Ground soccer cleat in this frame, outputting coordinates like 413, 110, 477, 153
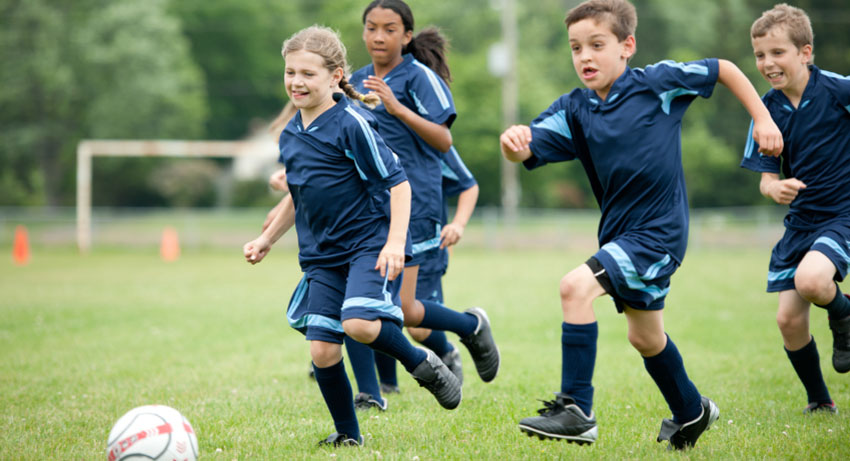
518, 393, 598, 445
308, 360, 315, 380
441, 345, 464, 385
459, 307, 500, 382
353, 392, 388, 411
411, 349, 462, 409
828, 314, 850, 373
380, 382, 400, 394
317, 432, 364, 447
657, 396, 719, 450
804, 401, 838, 415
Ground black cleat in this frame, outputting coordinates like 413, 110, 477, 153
380, 382, 400, 394
318, 432, 363, 447
411, 349, 462, 409
441, 344, 464, 385
353, 392, 387, 411
657, 396, 719, 450
804, 401, 837, 415
829, 314, 850, 373
518, 393, 597, 445
459, 307, 500, 382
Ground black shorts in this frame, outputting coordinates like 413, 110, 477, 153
585, 256, 615, 297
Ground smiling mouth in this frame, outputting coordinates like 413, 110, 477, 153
766, 72, 783, 80
582, 67, 598, 78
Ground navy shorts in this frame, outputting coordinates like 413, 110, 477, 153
766, 214, 850, 292
592, 237, 679, 312
408, 218, 442, 267
286, 252, 404, 343
416, 269, 444, 304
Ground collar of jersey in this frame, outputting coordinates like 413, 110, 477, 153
294, 94, 348, 132
584, 66, 631, 110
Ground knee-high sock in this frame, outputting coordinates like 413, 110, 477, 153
368, 321, 428, 372
786, 336, 832, 405
343, 336, 381, 399
561, 322, 597, 416
815, 284, 850, 319
418, 300, 477, 337
313, 359, 359, 439
643, 335, 702, 424
374, 352, 398, 386
418, 329, 453, 357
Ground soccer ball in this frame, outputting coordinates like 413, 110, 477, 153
106, 405, 198, 461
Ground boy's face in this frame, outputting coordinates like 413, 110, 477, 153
752, 28, 811, 95
568, 18, 634, 100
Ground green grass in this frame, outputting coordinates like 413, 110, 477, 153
1, 246, 848, 460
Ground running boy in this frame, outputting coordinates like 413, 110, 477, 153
500, 0, 783, 450
244, 26, 461, 447
742, 3, 850, 414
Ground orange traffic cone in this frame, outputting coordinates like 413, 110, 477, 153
12, 225, 30, 265
160, 226, 180, 262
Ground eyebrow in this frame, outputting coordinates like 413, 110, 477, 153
365, 20, 400, 27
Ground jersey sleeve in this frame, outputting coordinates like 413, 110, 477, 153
441, 146, 477, 198
344, 108, 408, 196
740, 118, 781, 174
407, 63, 457, 128
525, 95, 579, 170
643, 59, 720, 113
819, 69, 850, 114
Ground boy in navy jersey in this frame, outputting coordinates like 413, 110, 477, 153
742, 3, 850, 414
500, 0, 783, 450
244, 26, 461, 447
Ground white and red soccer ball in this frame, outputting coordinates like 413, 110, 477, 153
106, 405, 198, 461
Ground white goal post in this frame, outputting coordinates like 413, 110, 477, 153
76, 139, 266, 253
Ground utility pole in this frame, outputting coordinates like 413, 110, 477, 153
499, 0, 519, 226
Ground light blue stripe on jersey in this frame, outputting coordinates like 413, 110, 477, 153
649, 60, 709, 76
413, 60, 450, 110
345, 150, 368, 180
443, 146, 473, 180
743, 120, 755, 159
342, 297, 404, 322
768, 267, 796, 283
344, 106, 388, 178
410, 89, 429, 115
813, 236, 850, 267
821, 70, 850, 81
600, 242, 671, 300
440, 159, 459, 181
533, 110, 572, 139
412, 223, 442, 254
287, 277, 345, 332
658, 88, 699, 115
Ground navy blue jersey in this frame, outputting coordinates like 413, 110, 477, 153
350, 54, 457, 224
279, 95, 408, 269
741, 65, 850, 218
526, 59, 720, 263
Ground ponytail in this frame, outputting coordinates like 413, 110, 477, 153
339, 78, 381, 109
406, 27, 451, 83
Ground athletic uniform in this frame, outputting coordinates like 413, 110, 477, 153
741, 65, 850, 292
350, 53, 456, 266
527, 59, 720, 311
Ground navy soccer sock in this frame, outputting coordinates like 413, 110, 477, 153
815, 284, 850, 320
368, 321, 428, 372
343, 336, 382, 399
418, 329, 454, 357
561, 322, 597, 416
312, 359, 359, 440
374, 352, 398, 386
643, 335, 702, 424
418, 299, 477, 337
786, 336, 832, 405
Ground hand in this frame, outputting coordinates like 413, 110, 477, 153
766, 178, 806, 205
269, 168, 288, 191
752, 118, 783, 157
363, 76, 402, 115
243, 235, 272, 265
500, 125, 532, 153
439, 222, 464, 249
375, 240, 405, 281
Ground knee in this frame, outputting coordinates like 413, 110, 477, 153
342, 318, 380, 343
407, 326, 430, 342
310, 342, 342, 368
628, 330, 664, 356
776, 310, 805, 336
794, 271, 832, 303
559, 274, 586, 311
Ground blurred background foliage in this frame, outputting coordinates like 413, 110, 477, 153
1, 0, 848, 209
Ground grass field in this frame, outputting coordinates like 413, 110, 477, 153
1, 245, 848, 460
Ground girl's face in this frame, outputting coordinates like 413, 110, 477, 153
363, 7, 412, 68
284, 50, 342, 113
568, 18, 634, 101
752, 28, 811, 96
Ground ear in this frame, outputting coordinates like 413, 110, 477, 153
331, 67, 344, 88
799, 44, 813, 64
621, 35, 636, 60
402, 29, 413, 47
